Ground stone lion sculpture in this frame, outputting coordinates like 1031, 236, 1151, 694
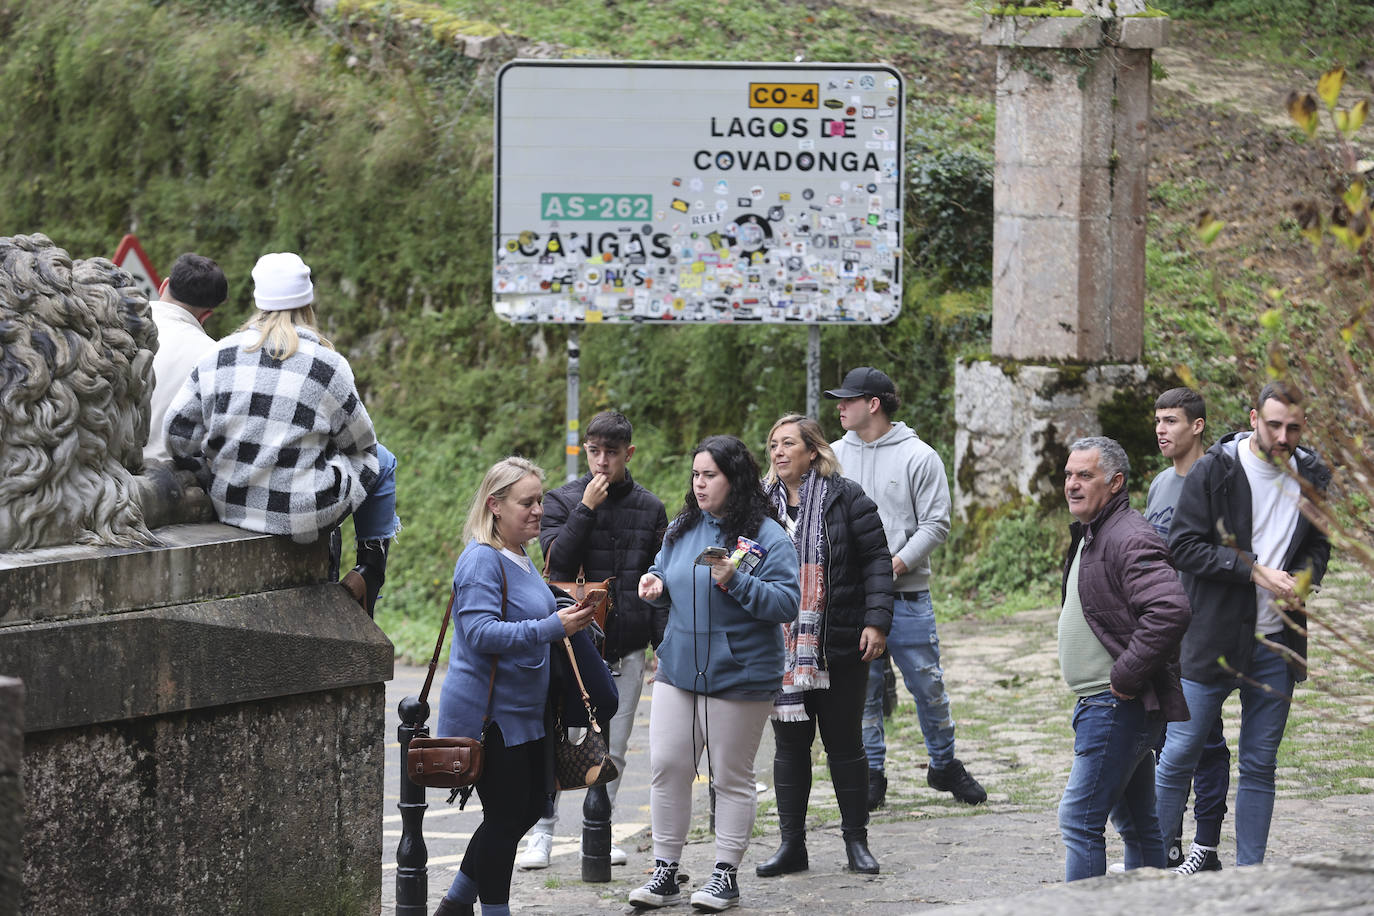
0, 233, 167, 550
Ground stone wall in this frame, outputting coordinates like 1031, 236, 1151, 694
0, 677, 20, 916
0, 523, 393, 916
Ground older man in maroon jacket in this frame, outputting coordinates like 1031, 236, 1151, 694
1057, 436, 1192, 881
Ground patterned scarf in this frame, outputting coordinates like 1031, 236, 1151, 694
769, 469, 829, 721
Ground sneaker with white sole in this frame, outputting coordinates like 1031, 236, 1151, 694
611, 843, 629, 866
1173, 844, 1222, 875
1107, 862, 1126, 874
690, 862, 740, 912
516, 831, 552, 870
629, 859, 682, 909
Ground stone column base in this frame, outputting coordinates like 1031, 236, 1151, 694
954, 359, 1159, 519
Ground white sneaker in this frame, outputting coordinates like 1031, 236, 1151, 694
611, 844, 628, 866
517, 832, 553, 870
1107, 862, 1126, 874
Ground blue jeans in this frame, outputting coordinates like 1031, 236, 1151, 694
1059, 692, 1165, 881
861, 592, 956, 771
1156, 643, 1294, 865
353, 442, 399, 541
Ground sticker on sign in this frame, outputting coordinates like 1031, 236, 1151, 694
493, 61, 904, 325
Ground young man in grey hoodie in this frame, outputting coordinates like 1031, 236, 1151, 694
825, 367, 987, 808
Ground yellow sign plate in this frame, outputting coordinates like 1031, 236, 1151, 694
748, 82, 819, 109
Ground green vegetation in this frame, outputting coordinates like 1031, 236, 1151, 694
2, 0, 1369, 661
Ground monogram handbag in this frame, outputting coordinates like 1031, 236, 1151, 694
406, 551, 506, 791
542, 537, 614, 632
552, 636, 619, 791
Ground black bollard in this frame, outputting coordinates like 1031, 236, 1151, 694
581, 783, 613, 882
395, 695, 431, 914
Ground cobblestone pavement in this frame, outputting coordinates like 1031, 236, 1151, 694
384, 572, 1374, 914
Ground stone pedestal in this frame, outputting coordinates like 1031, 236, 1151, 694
0, 524, 393, 916
954, 360, 1151, 519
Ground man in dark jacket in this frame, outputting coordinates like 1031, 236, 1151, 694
1058, 437, 1192, 881
1157, 381, 1330, 867
517, 411, 668, 870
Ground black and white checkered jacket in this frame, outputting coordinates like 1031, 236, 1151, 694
164, 327, 380, 543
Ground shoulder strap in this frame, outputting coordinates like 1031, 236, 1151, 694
541, 533, 588, 585
561, 636, 602, 733
419, 547, 508, 715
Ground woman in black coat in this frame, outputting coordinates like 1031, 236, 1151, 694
758, 414, 894, 876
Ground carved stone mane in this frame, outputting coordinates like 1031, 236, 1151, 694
0, 233, 159, 549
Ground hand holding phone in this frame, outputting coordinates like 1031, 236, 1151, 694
695, 546, 730, 565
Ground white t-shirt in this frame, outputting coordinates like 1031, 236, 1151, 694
1239, 439, 1301, 635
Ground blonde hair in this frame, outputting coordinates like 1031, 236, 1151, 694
237, 305, 334, 360
462, 456, 546, 548
764, 414, 841, 486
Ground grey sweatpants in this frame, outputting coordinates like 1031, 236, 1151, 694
648, 680, 773, 867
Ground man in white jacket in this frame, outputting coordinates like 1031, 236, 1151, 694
142, 253, 226, 464
826, 366, 986, 808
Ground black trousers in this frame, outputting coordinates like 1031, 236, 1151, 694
459, 723, 548, 905
771, 659, 869, 760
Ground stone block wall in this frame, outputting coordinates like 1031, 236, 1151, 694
0, 677, 20, 916
0, 523, 393, 915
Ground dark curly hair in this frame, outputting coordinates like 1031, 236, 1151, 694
666, 435, 779, 546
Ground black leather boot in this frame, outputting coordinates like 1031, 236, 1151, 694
432, 896, 474, 916
756, 733, 811, 877
832, 755, 879, 874
341, 537, 389, 617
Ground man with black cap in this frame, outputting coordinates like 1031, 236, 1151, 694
826, 367, 986, 808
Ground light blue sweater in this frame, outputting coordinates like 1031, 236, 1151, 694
646, 513, 800, 699
437, 541, 565, 746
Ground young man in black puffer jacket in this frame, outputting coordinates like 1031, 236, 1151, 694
517, 411, 668, 870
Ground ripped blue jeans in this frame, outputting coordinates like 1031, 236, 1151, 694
861, 591, 956, 771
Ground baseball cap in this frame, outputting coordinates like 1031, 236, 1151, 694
823, 367, 896, 400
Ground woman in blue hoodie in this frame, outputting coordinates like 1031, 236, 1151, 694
627, 435, 800, 914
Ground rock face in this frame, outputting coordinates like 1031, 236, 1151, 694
1, 524, 393, 916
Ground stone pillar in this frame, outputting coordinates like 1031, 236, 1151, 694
0, 677, 21, 916
956, 3, 1168, 516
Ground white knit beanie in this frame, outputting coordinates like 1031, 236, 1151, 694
252, 252, 314, 311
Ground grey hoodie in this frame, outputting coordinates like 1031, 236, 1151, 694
832, 421, 951, 593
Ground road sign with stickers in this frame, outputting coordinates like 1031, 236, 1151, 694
494, 61, 904, 324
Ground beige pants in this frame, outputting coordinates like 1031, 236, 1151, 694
648, 680, 774, 866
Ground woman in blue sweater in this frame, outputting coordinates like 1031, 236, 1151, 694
434, 457, 597, 916
628, 436, 800, 913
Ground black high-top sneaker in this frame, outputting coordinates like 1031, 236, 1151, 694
691, 862, 740, 912
629, 859, 682, 909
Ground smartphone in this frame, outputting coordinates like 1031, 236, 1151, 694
580, 587, 608, 608
695, 546, 731, 565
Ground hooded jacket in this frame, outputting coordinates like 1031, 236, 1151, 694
1168, 431, 1331, 683
646, 512, 800, 698
1062, 489, 1192, 720
539, 471, 668, 662
831, 421, 950, 593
